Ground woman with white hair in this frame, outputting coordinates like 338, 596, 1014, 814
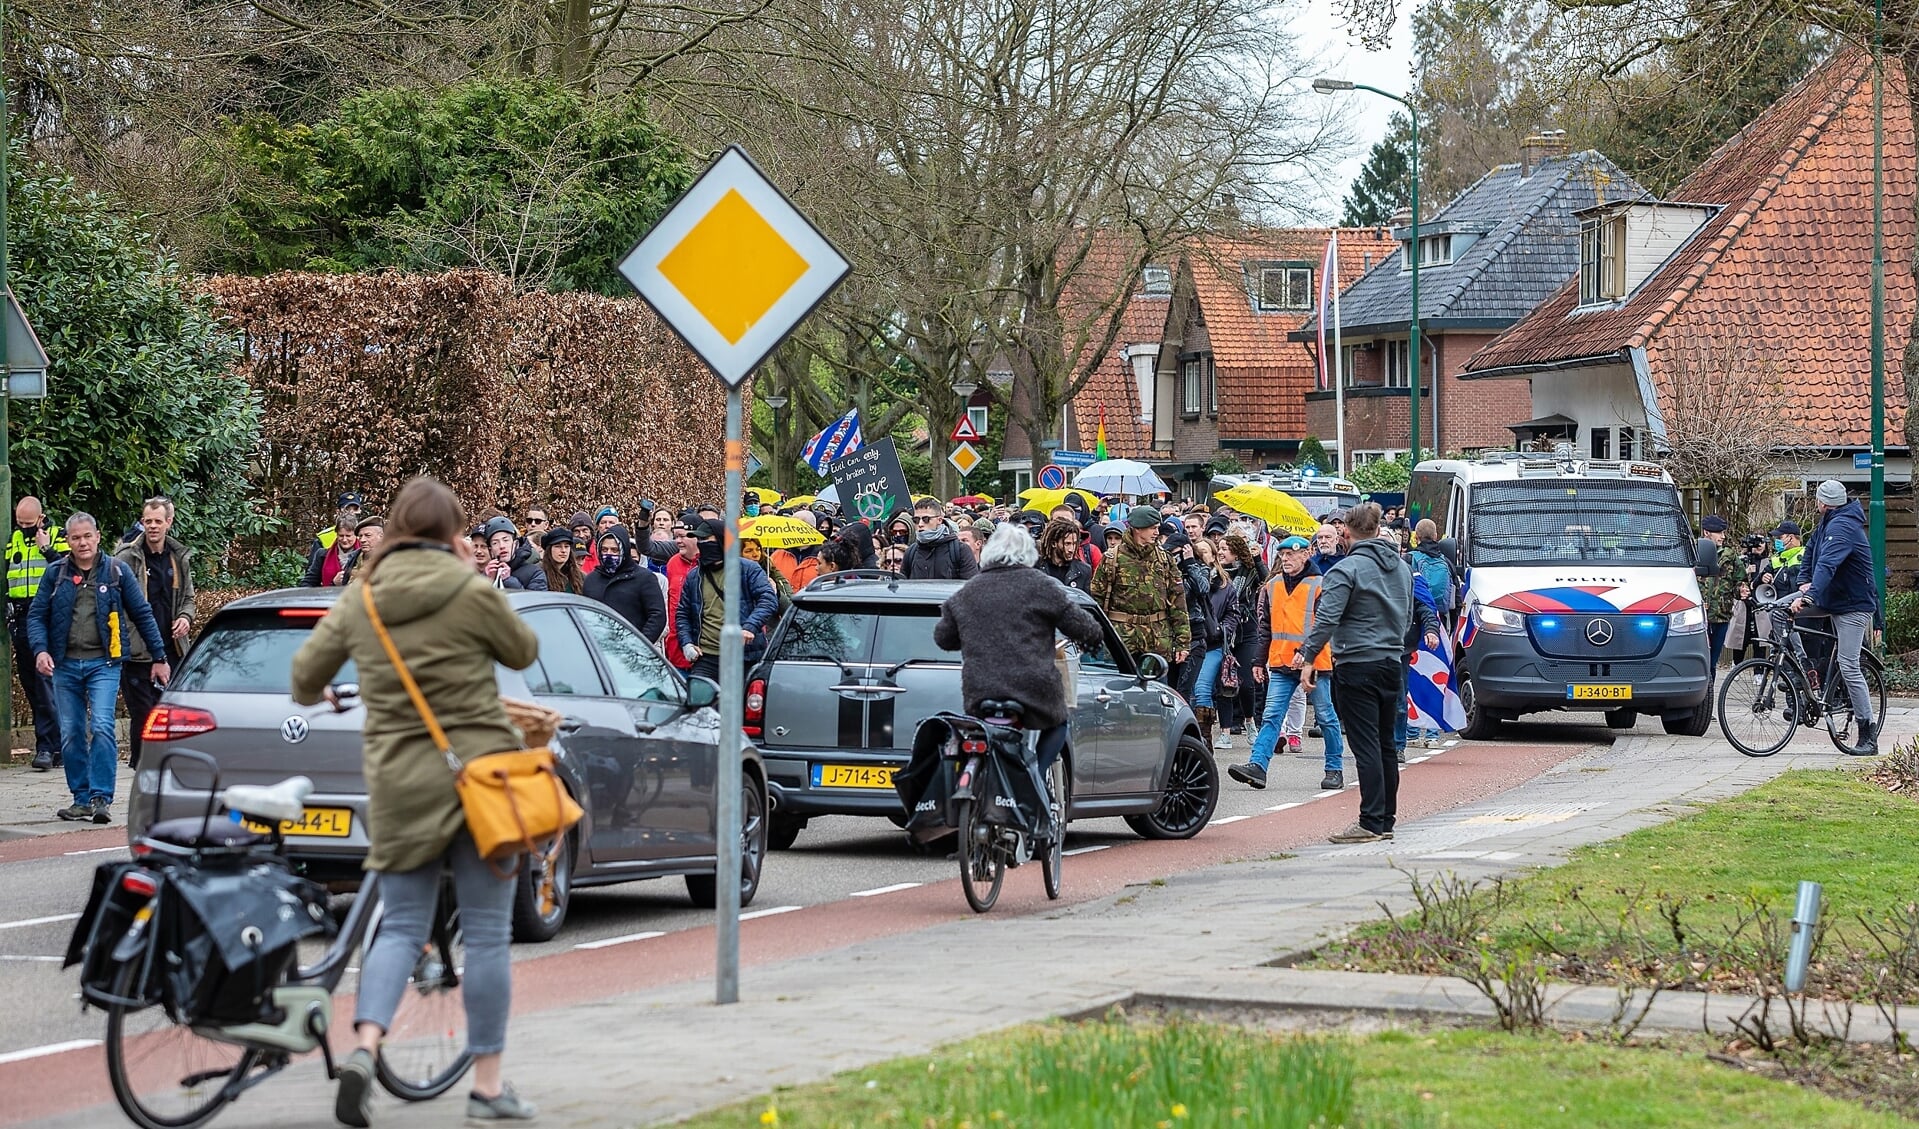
933, 522, 1105, 773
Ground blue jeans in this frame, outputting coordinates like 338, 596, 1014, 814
356, 832, 516, 1055
52, 656, 120, 805
1248, 670, 1341, 772
1193, 648, 1225, 708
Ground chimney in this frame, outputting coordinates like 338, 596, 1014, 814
1520, 129, 1569, 176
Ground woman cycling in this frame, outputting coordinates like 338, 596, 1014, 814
291, 476, 540, 1126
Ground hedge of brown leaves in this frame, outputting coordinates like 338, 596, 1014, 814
206, 270, 733, 541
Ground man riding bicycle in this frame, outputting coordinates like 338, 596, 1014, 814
933, 522, 1106, 808
1791, 480, 1880, 756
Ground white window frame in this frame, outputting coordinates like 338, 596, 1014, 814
1256, 265, 1314, 312
1180, 358, 1203, 416
1142, 265, 1172, 295
1382, 340, 1411, 389
1578, 215, 1626, 305
1590, 426, 1613, 460
1207, 357, 1218, 416
1418, 234, 1453, 267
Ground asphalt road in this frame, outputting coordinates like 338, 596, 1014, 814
0, 713, 1618, 1067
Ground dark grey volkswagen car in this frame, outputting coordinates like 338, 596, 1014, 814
747, 573, 1217, 850
129, 588, 768, 941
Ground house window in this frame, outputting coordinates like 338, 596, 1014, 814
1181, 358, 1203, 416
1382, 340, 1411, 389
1256, 265, 1313, 311
1578, 215, 1626, 304
1353, 450, 1403, 465
1418, 235, 1453, 267
1142, 265, 1172, 295
1618, 426, 1641, 460
1207, 358, 1218, 416
967, 405, 989, 437
1590, 426, 1612, 460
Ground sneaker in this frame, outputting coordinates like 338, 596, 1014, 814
55, 802, 90, 822
1226, 762, 1267, 789
90, 797, 112, 824
29, 750, 51, 772
1308, 725, 1322, 739
467, 1082, 538, 1123
1213, 732, 1233, 750
49, 752, 62, 768
1319, 770, 1343, 790
335, 1047, 374, 1128
1395, 747, 1406, 765
1286, 734, 1303, 753
1328, 821, 1381, 844
1380, 828, 1395, 840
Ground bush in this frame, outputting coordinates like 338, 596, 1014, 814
1885, 590, 1919, 657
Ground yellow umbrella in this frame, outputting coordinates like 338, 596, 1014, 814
1213, 483, 1318, 538
1017, 487, 1101, 513
783, 495, 818, 508
747, 486, 783, 505
739, 515, 825, 548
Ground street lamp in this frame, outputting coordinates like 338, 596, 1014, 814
763, 394, 787, 490
951, 377, 978, 401
1315, 76, 1421, 464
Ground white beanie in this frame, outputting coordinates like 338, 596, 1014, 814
1816, 480, 1847, 507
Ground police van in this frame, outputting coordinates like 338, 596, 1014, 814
1408, 451, 1712, 739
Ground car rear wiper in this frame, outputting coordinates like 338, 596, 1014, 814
883, 656, 956, 677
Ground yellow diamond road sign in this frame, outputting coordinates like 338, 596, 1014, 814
620, 146, 849, 386
949, 441, 982, 478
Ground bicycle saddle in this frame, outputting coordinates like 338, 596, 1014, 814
978, 698, 1026, 720
222, 777, 314, 825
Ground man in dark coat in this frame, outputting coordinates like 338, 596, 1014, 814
1798, 480, 1880, 754
584, 524, 667, 639
901, 498, 980, 580
482, 516, 548, 591
675, 520, 781, 682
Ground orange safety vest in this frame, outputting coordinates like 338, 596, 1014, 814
1265, 573, 1331, 672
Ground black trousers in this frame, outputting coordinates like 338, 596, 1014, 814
9, 617, 59, 755
1332, 658, 1401, 834
121, 641, 181, 770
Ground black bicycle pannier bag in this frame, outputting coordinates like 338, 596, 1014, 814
156, 860, 334, 1024
975, 727, 1047, 839
65, 861, 164, 1008
899, 716, 964, 842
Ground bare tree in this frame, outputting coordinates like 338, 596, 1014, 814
1659, 332, 1802, 532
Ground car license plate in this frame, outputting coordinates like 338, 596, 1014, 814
814, 764, 897, 789
1567, 684, 1632, 701
243, 806, 353, 838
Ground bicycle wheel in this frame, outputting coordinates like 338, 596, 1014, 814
104, 961, 259, 1129
374, 900, 474, 1100
1824, 656, 1890, 755
1717, 657, 1801, 757
1041, 759, 1064, 902
955, 798, 1004, 913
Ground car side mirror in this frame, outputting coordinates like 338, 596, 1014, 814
1135, 653, 1169, 683
685, 676, 720, 709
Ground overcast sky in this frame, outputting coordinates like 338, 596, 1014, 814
1291, 0, 1417, 222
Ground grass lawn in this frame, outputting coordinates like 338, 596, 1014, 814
675, 1019, 1910, 1128
1311, 769, 1919, 993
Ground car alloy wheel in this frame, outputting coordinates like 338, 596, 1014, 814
1125, 734, 1219, 840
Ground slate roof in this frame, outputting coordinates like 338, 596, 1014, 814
1306, 151, 1648, 337
1188, 230, 1397, 439
1464, 51, 1911, 449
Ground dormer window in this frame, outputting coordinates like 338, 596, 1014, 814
1142, 265, 1172, 295
1254, 264, 1312, 311
1579, 214, 1626, 304
1418, 235, 1452, 266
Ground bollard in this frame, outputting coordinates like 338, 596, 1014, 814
1784, 880, 1822, 993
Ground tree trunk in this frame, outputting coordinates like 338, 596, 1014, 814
1901, 52, 1919, 456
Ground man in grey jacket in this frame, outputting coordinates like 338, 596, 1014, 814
1290, 502, 1439, 844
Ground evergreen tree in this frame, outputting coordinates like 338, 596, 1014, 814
1339, 113, 1413, 227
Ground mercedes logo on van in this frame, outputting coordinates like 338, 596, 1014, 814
281, 715, 310, 744
1585, 619, 1614, 647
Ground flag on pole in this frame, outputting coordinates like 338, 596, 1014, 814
1406, 575, 1468, 733
801, 408, 864, 474
1095, 404, 1109, 458
1316, 232, 1339, 391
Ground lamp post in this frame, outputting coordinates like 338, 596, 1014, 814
1871, 0, 1888, 610
950, 376, 978, 496
764, 394, 787, 493
1314, 77, 1420, 463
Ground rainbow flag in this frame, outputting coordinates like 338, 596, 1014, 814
1095, 405, 1109, 458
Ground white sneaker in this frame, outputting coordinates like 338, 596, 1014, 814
1213, 732, 1233, 750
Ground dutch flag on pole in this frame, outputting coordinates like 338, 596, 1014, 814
802, 409, 864, 474
1408, 575, 1468, 733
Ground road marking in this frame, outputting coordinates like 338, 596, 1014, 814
1419, 851, 1486, 860
0, 1040, 99, 1065
62, 846, 124, 857
849, 882, 922, 897
0, 955, 62, 962
1485, 850, 1523, 861
1312, 790, 1341, 799
574, 930, 666, 951
1407, 756, 1431, 765
0, 913, 79, 932
1210, 815, 1251, 825
1266, 802, 1303, 812
1063, 845, 1110, 857
1346, 781, 1360, 789
739, 905, 802, 921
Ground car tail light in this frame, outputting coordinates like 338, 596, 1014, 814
961, 738, 988, 754
277, 608, 327, 619
141, 705, 218, 742
120, 871, 158, 897
744, 679, 765, 738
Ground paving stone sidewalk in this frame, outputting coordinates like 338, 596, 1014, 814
24, 708, 1912, 1129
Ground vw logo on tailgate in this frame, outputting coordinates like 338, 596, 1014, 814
1584, 619, 1614, 647
281, 715, 310, 744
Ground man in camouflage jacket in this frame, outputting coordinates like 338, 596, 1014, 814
1090, 506, 1191, 666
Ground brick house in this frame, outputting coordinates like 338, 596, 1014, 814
1296, 144, 1646, 462
1463, 51, 1913, 492
1063, 229, 1395, 495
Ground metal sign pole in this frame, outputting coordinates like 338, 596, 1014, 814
716, 385, 744, 1005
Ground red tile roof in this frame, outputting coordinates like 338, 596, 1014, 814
1068, 291, 1169, 458
1465, 51, 1911, 447
1188, 230, 1397, 440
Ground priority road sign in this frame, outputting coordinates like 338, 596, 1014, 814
618, 146, 850, 387
950, 414, 982, 443
949, 442, 981, 477
1037, 464, 1066, 490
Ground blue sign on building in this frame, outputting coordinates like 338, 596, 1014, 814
1854, 451, 1874, 470
1052, 449, 1098, 468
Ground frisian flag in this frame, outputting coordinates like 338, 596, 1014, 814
1316, 232, 1338, 391
801, 409, 864, 474
1407, 575, 1468, 733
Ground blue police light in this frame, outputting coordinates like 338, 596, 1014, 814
1537, 618, 1559, 630
1636, 618, 1661, 632
1300, 467, 1319, 477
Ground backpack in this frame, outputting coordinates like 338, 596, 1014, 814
1412, 549, 1456, 613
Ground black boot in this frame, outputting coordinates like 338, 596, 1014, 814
1851, 718, 1880, 757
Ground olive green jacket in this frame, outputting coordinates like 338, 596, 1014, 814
291, 544, 539, 873
1089, 539, 1191, 662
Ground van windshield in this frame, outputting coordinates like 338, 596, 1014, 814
1468, 480, 1692, 567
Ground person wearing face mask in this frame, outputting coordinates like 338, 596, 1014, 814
9, 495, 67, 770
1762, 521, 1805, 591
584, 524, 667, 640
886, 514, 913, 549
661, 516, 701, 668
675, 521, 780, 683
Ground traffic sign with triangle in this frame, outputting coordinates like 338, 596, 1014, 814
950, 414, 983, 443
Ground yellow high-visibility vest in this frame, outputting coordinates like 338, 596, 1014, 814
6, 525, 66, 599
